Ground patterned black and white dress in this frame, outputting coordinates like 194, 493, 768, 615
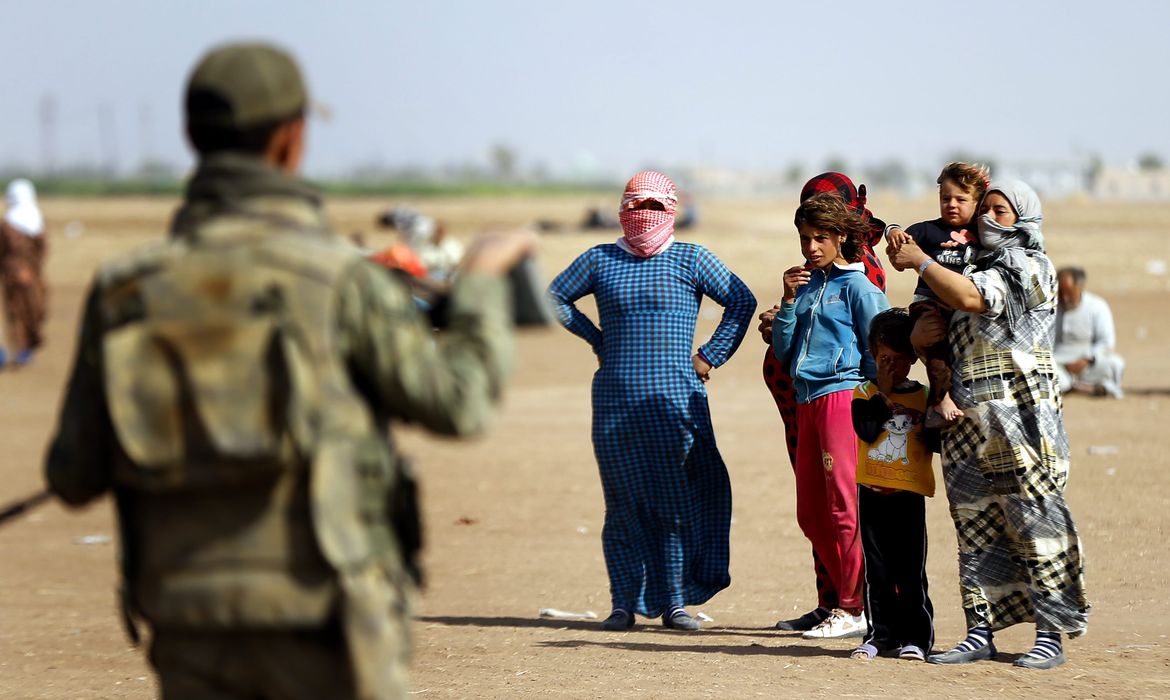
943, 247, 1089, 635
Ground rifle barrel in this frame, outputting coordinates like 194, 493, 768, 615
0, 490, 51, 526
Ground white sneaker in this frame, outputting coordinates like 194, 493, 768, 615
801, 609, 867, 639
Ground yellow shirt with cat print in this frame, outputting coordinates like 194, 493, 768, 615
854, 381, 935, 497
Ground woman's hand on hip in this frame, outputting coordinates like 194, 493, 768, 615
692, 353, 713, 383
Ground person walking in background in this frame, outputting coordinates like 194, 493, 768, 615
547, 170, 756, 632
887, 180, 1089, 670
885, 162, 988, 427
1054, 266, 1125, 398
758, 172, 889, 632
45, 41, 532, 699
849, 308, 937, 662
0, 178, 49, 367
771, 193, 890, 640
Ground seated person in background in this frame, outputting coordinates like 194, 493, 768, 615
377, 206, 465, 280
676, 193, 698, 229
581, 206, 620, 230
406, 216, 464, 281
1054, 266, 1125, 398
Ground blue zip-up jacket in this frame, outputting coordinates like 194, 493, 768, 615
771, 262, 889, 404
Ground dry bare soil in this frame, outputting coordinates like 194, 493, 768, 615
2, 194, 1169, 699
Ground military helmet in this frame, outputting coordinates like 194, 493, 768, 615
185, 41, 307, 130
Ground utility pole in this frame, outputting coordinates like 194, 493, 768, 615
138, 103, 154, 174
99, 103, 118, 176
39, 94, 57, 176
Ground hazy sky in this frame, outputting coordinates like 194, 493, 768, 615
3, 0, 1167, 178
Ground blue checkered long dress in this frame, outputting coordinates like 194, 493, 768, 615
548, 241, 756, 617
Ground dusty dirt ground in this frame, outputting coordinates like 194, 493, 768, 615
1, 193, 1169, 699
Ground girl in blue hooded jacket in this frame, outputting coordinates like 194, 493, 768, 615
772, 192, 889, 640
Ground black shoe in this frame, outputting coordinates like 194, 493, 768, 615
599, 609, 634, 631
928, 642, 997, 664
1014, 650, 1066, 670
663, 608, 700, 631
775, 607, 830, 631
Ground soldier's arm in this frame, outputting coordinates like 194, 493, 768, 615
45, 282, 115, 505
338, 259, 513, 437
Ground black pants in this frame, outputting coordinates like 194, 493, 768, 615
859, 486, 934, 652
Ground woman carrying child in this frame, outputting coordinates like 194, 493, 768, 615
548, 170, 756, 632
772, 193, 889, 639
886, 180, 1089, 669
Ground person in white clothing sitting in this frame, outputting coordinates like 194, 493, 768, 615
1054, 267, 1125, 398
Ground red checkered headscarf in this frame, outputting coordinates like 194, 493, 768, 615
618, 170, 678, 258
800, 172, 882, 248
800, 171, 886, 290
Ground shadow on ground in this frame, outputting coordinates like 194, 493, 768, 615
417, 615, 856, 658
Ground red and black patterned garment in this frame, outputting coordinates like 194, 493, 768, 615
762, 172, 887, 612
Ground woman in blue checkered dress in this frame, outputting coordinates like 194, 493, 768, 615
547, 171, 756, 631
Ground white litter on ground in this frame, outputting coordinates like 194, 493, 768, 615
538, 608, 598, 620
64, 221, 85, 239
72, 535, 111, 545
1087, 445, 1120, 456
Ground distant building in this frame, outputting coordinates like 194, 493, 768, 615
994, 160, 1093, 198
674, 166, 790, 197
1091, 166, 1170, 200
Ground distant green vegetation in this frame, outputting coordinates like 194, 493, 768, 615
34, 177, 185, 197
30, 175, 615, 198
318, 178, 614, 197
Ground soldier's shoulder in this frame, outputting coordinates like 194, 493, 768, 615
254, 230, 365, 284
94, 239, 183, 289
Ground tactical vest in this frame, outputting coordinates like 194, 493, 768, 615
97, 205, 417, 643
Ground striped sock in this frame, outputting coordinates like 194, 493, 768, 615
950, 626, 992, 653
1022, 631, 1062, 661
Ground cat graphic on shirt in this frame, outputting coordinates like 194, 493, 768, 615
868, 412, 916, 464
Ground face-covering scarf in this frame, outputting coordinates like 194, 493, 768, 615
974, 179, 1047, 335
5, 179, 44, 237
617, 170, 678, 258
976, 179, 1045, 252
800, 172, 881, 248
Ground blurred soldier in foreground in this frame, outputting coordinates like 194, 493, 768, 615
45, 41, 532, 699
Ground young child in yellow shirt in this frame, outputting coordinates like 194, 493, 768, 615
849, 307, 938, 661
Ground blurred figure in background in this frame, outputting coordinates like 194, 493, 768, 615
378, 206, 464, 280
0, 178, 49, 368
1054, 266, 1125, 398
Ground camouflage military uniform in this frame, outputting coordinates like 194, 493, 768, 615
45, 150, 513, 699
